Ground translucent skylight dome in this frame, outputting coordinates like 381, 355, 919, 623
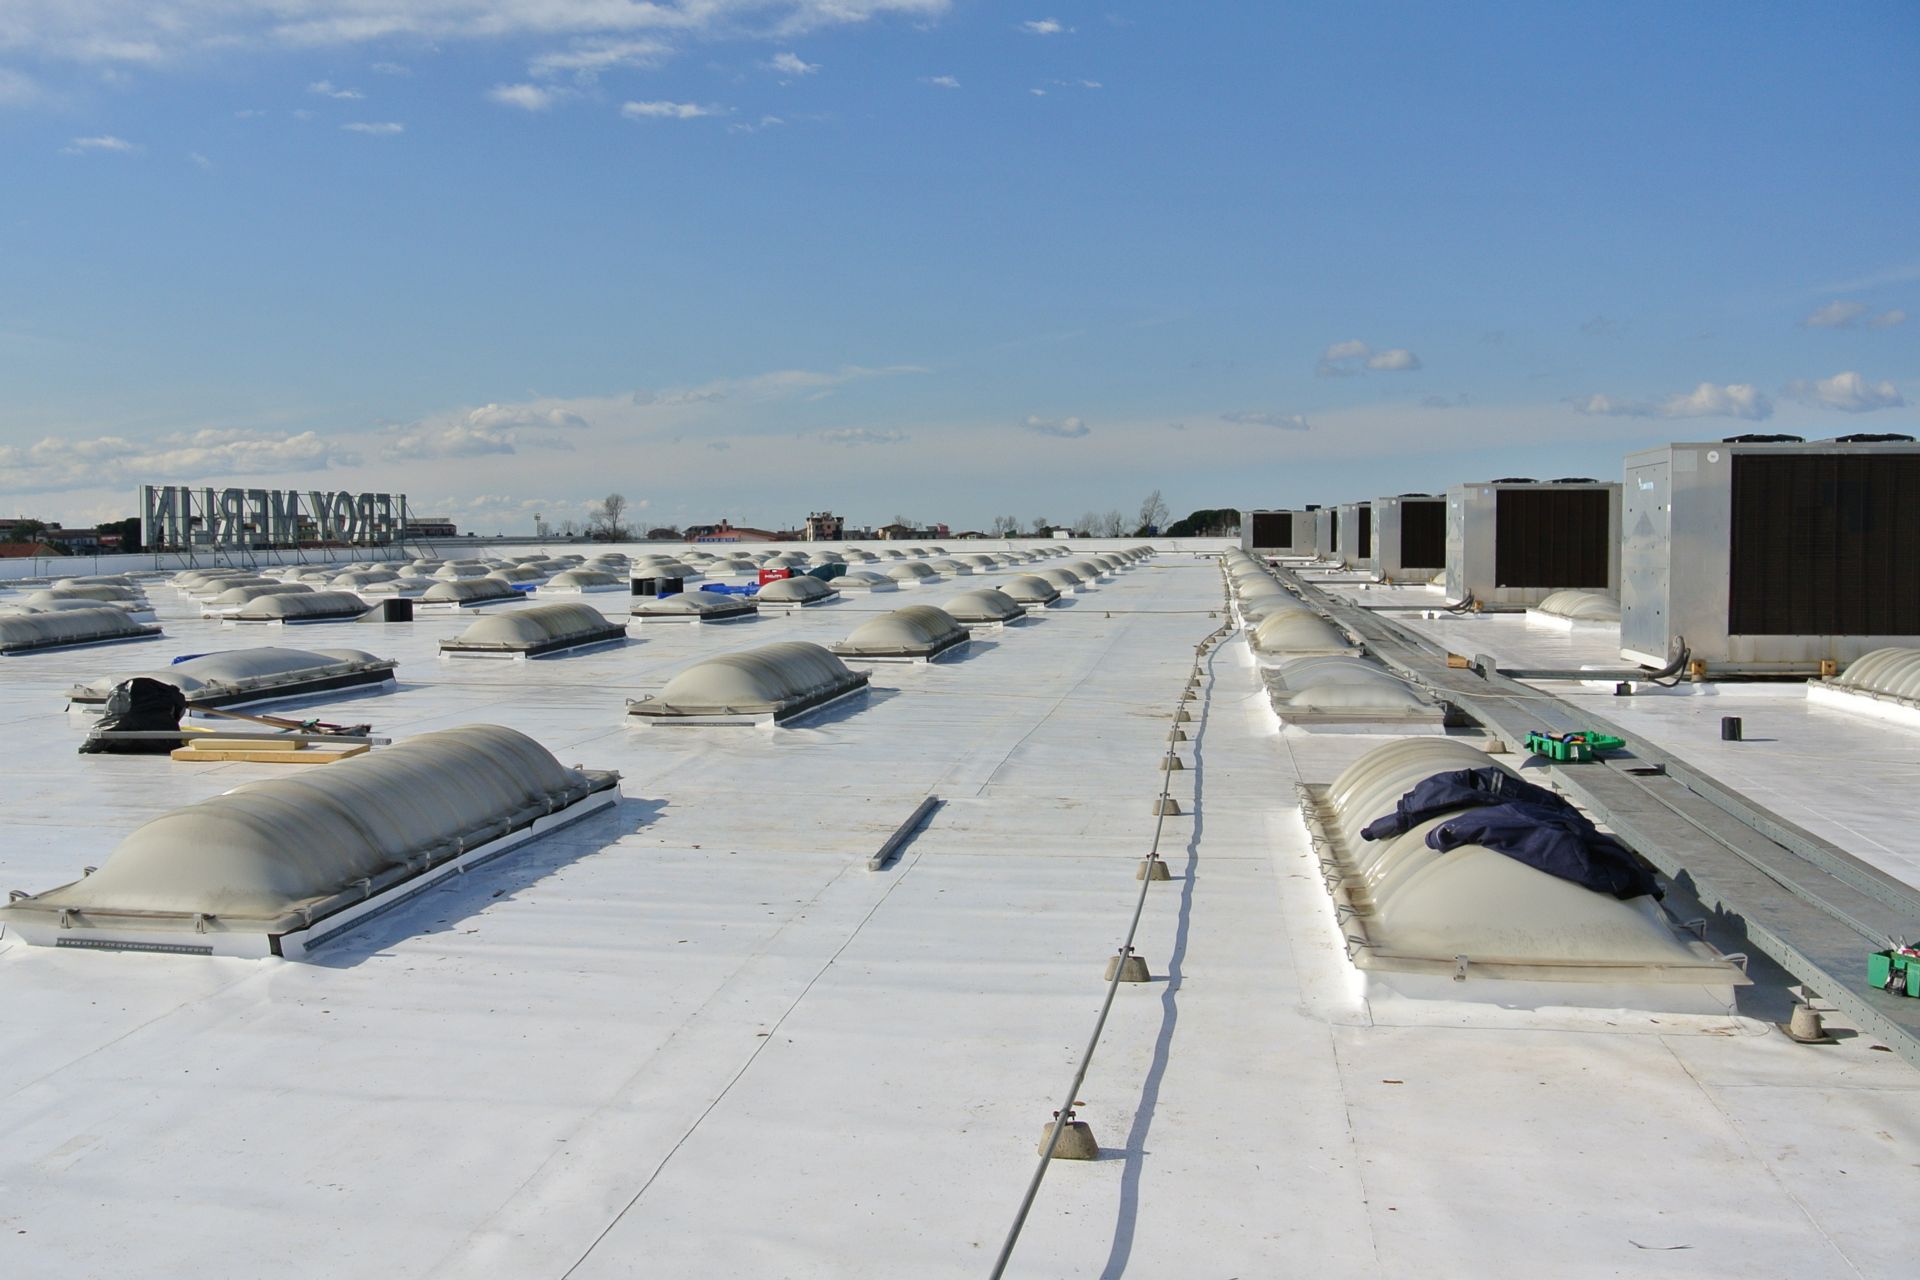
940, 588, 1026, 625
0, 606, 160, 654
630, 641, 869, 725
756, 575, 837, 606
1249, 611, 1356, 657
0, 725, 618, 957
998, 575, 1062, 607
231, 591, 369, 623
441, 603, 627, 658
69, 647, 398, 708
833, 605, 969, 662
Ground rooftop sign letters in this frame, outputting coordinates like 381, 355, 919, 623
139, 485, 409, 549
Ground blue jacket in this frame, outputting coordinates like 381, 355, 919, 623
1360, 767, 1562, 842
1426, 801, 1661, 900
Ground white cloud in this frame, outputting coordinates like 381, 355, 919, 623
1661, 381, 1771, 420
923, 74, 960, 89
1221, 410, 1310, 431
622, 100, 717, 120
62, 134, 135, 154
1870, 308, 1908, 328
370, 61, 409, 75
0, 3, 951, 68
1576, 382, 1772, 420
187, 150, 212, 169
308, 79, 364, 99
768, 51, 819, 76
1028, 88, 1046, 96
1781, 370, 1905, 413
1022, 415, 1089, 437
531, 38, 672, 80
0, 69, 41, 107
381, 402, 590, 460
1317, 338, 1421, 376
0, 429, 357, 493
1365, 347, 1421, 371
342, 121, 403, 135
1021, 18, 1067, 34
489, 83, 556, 111
819, 427, 907, 445
1570, 393, 1654, 417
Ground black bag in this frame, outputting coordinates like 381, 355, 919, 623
79, 677, 187, 755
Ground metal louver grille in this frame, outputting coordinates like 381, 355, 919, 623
1358, 507, 1373, 558
1729, 454, 1920, 635
1493, 489, 1610, 588
1251, 512, 1288, 546
1399, 500, 1446, 569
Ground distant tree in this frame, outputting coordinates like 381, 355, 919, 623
590, 493, 630, 541
1100, 509, 1127, 537
1030, 515, 1050, 534
1074, 510, 1100, 537
3, 518, 48, 544
560, 518, 580, 538
98, 516, 142, 553
1164, 507, 1240, 537
989, 515, 1018, 538
1137, 489, 1170, 535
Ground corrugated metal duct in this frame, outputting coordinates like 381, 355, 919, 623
833, 606, 970, 662
0, 607, 162, 655
629, 641, 869, 726
441, 603, 628, 658
70, 647, 398, 708
0, 725, 620, 958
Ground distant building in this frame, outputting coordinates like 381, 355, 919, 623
405, 515, 458, 538
803, 512, 845, 541
44, 527, 103, 553
877, 523, 913, 540
0, 542, 60, 559
688, 519, 778, 544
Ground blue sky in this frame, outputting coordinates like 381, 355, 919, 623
1, 1, 1915, 534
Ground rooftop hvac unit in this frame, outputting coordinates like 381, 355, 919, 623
1374, 495, 1447, 583
1240, 509, 1315, 555
1314, 507, 1339, 561
1444, 479, 1620, 607
1335, 502, 1374, 573
1620, 436, 1920, 668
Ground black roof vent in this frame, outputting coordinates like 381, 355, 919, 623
1830, 432, 1916, 444
1397, 492, 1433, 497
1721, 433, 1804, 444
1549, 476, 1598, 484
1489, 476, 1536, 484
1304, 503, 1321, 511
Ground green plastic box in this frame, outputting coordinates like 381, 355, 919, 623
1868, 949, 1920, 997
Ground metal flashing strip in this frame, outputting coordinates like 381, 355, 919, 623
1277, 564, 1920, 1067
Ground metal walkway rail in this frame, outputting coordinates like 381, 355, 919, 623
1277, 565, 1920, 1067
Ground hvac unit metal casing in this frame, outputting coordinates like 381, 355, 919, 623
1620, 438, 1920, 668
1374, 495, 1447, 582
1240, 509, 1315, 555
1445, 480, 1621, 607
1314, 507, 1338, 560
1334, 502, 1374, 573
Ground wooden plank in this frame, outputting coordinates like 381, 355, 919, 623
170, 743, 369, 764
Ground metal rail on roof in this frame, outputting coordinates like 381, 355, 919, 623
988, 578, 1233, 1280
1277, 564, 1920, 1068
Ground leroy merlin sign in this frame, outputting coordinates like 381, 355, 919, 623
140, 485, 410, 549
